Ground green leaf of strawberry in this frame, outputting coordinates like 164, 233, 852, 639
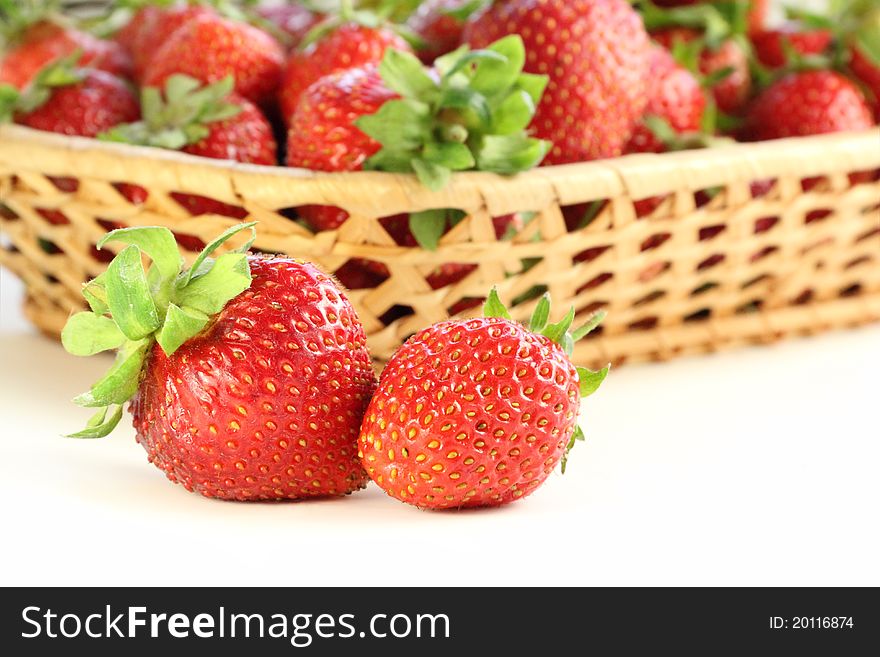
62, 221, 258, 438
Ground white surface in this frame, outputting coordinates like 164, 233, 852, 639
1, 268, 878, 587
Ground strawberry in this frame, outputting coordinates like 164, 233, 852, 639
115, 3, 217, 81
61, 224, 376, 500
744, 70, 875, 141
407, 0, 487, 63
653, 0, 767, 35
464, 0, 650, 164
626, 45, 706, 154
288, 38, 546, 290
256, 1, 322, 49
1, 57, 138, 137
100, 74, 277, 217
751, 25, 833, 68
142, 13, 284, 106
279, 21, 411, 125
358, 290, 608, 509
850, 45, 880, 116
0, 20, 131, 89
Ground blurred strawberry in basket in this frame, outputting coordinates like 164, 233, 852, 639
99, 74, 277, 219
278, 8, 412, 125
463, 0, 651, 164
407, 0, 488, 64
256, 2, 323, 49
0, 1, 131, 89
652, 0, 767, 35
141, 12, 284, 106
286, 36, 548, 289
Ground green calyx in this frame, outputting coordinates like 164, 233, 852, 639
61, 222, 257, 438
0, 52, 86, 122
0, 0, 65, 46
98, 74, 242, 150
301, 0, 424, 50
356, 34, 550, 189
483, 288, 609, 474
640, 0, 747, 48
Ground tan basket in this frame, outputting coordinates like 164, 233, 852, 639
1, 123, 879, 367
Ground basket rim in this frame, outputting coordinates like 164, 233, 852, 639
1, 124, 878, 216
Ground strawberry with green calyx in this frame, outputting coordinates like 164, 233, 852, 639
0, 0, 132, 89
407, 0, 489, 63
62, 223, 376, 500
99, 74, 277, 217
0, 53, 139, 136
358, 289, 609, 510
288, 35, 547, 253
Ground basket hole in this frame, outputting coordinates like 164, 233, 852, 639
750, 246, 778, 262
634, 290, 665, 307
697, 254, 725, 271
48, 176, 78, 193
736, 300, 762, 314
641, 233, 671, 251
563, 201, 606, 231
36, 208, 70, 225
691, 281, 719, 296
44, 273, 60, 284
447, 297, 483, 316
38, 238, 62, 255
805, 209, 832, 224
574, 245, 610, 263
754, 217, 779, 233
742, 274, 772, 289
750, 179, 775, 198
0, 203, 19, 220
577, 272, 613, 293
334, 260, 387, 291
849, 170, 878, 185
380, 305, 414, 326
113, 183, 148, 205
695, 187, 723, 208
629, 316, 658, 331
170, 192, 248, 219
684, 308, 711, 322
840, 284, 862, 298
97, 219, 124, 232
634, 195, 668, 218
638, 261, 670, 282
90, 245, 114, 264
698, 225, 726, 241
512, 285, 548, 306
845, 255, 873, 270
793, 289, 814, 305
801, 176, 827, 192
174, 232, 207, 252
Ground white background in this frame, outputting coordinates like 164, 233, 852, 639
1, 268, 878, 587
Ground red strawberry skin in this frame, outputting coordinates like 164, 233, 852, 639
14, 70, 139, 137
464, 0, 650, 164
0, 23, 132, 89
744, 70, 875, 141
653, 28, 750, 114
626, 45, 705, 154
358, 317, 581, 509
117, 4, 217, 81
279, 23, 410, 124
408, 0, 472, 63
142, 14, 284, 106
131, 257, 376, 500
752, 27, 832, 68
851, 46, 880, 117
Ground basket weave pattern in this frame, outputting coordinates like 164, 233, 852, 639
1, 125, 879, 366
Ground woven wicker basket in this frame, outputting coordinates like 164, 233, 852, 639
1, 123, 879, 367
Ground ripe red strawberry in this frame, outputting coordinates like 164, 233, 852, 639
464, 0, 650, 164
3, 61, 138, 137
653, 27, 750, 114
407, 0, 484, 63
61, 224, 376, 500
279, 22, 410, 124
142, 14, 284, 106
115, 4, 217, 81
744, 70, 875, 141
100, 74, 277, 218
256, 2, 322, 49
358, 290, 608, 509
850, 46, 880, 116
752, 26, 833, 68
0, 21, 132, 89
626, 45, 706, 154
